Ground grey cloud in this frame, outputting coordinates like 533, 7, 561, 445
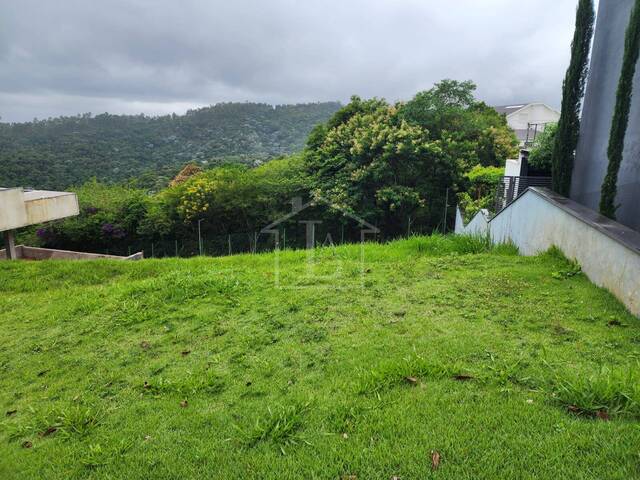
0, 0, 579, 122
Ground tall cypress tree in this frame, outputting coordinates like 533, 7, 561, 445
599, 0, 640, 219
551, 0, 595, 196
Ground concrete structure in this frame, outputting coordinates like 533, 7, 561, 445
504, 150, 534, 177
572, 0, 640, 232
0, 187, 144, 261
0, 188, 80, 230
504, 159, 523, 178
1, 187, 80, 259
494, 103, 560, 146
455, 188, 640, 316
455, 207, 490, 236
0, 245, 144, 261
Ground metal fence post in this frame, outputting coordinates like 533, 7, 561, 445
198, 219, 204, 256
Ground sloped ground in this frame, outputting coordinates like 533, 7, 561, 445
0, 236, 638, 479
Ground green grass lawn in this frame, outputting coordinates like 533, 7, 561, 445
1, 235, 639, 479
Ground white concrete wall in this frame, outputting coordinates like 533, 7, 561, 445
504, 159, 521, 177
25, 193, 79, 225
0, 188, 79, 231
0, 189, 28, 231
455, 207, 465, 234
507, 104, 560, 130
455, 207, 489, 236
489, 189, 640, 316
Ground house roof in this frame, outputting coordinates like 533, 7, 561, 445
493, 102, 560, 117
494, 104, 528, 116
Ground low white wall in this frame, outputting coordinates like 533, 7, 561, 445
0, 245, 144, 261
455, 207, 489, 236
489, 188, 640, 316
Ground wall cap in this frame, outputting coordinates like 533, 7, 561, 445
491, 187, 640, 255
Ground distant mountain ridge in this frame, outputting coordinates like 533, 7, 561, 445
0, 102, 341, 190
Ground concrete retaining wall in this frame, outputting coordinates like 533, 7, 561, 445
489, 188, 640, 316
0, 245, 143, 261
454, 207, 489, 236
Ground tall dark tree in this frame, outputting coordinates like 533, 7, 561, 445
599, 0, 640, 219
551, 0, 595, 196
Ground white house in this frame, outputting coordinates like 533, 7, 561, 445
494, 103, 560, 147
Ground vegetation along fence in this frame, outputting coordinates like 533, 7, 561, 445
102, 219, 437, 259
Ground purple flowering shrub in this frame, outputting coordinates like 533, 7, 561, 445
101, 223, 127, 240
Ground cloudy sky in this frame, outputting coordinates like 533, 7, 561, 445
0, 0, 583, 123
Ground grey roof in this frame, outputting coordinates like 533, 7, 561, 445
493, 104, 529, 115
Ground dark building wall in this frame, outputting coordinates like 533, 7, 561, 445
572, 0, 640, 231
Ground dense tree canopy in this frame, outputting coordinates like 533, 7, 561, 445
528, 123, 558, 173
0, 102, 340, 190
400, 79, 518, 169
456, 165, 505, 221
305, 97, 438, 232
305, 81, 517, 232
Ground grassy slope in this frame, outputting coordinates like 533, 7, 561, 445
0, 236, 639, 479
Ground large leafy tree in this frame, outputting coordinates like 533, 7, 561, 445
599, 0, 640, 219
171, 156, 308, 234
305, 97, 440, 233
305, 83, 518, 233
528, 123, 558, 173
456, 165, 505, 221
400, 80, 518, 170
551, 0, 595, 196
401, 80, 518, 224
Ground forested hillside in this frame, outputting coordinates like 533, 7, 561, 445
0, 102, 341, 190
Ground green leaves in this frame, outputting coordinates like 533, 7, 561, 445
0, 103, 341, 190
551, 0, 595, 196
306, 97, 441, 230
600, 0, 640, 219
528, 123, 558, 173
